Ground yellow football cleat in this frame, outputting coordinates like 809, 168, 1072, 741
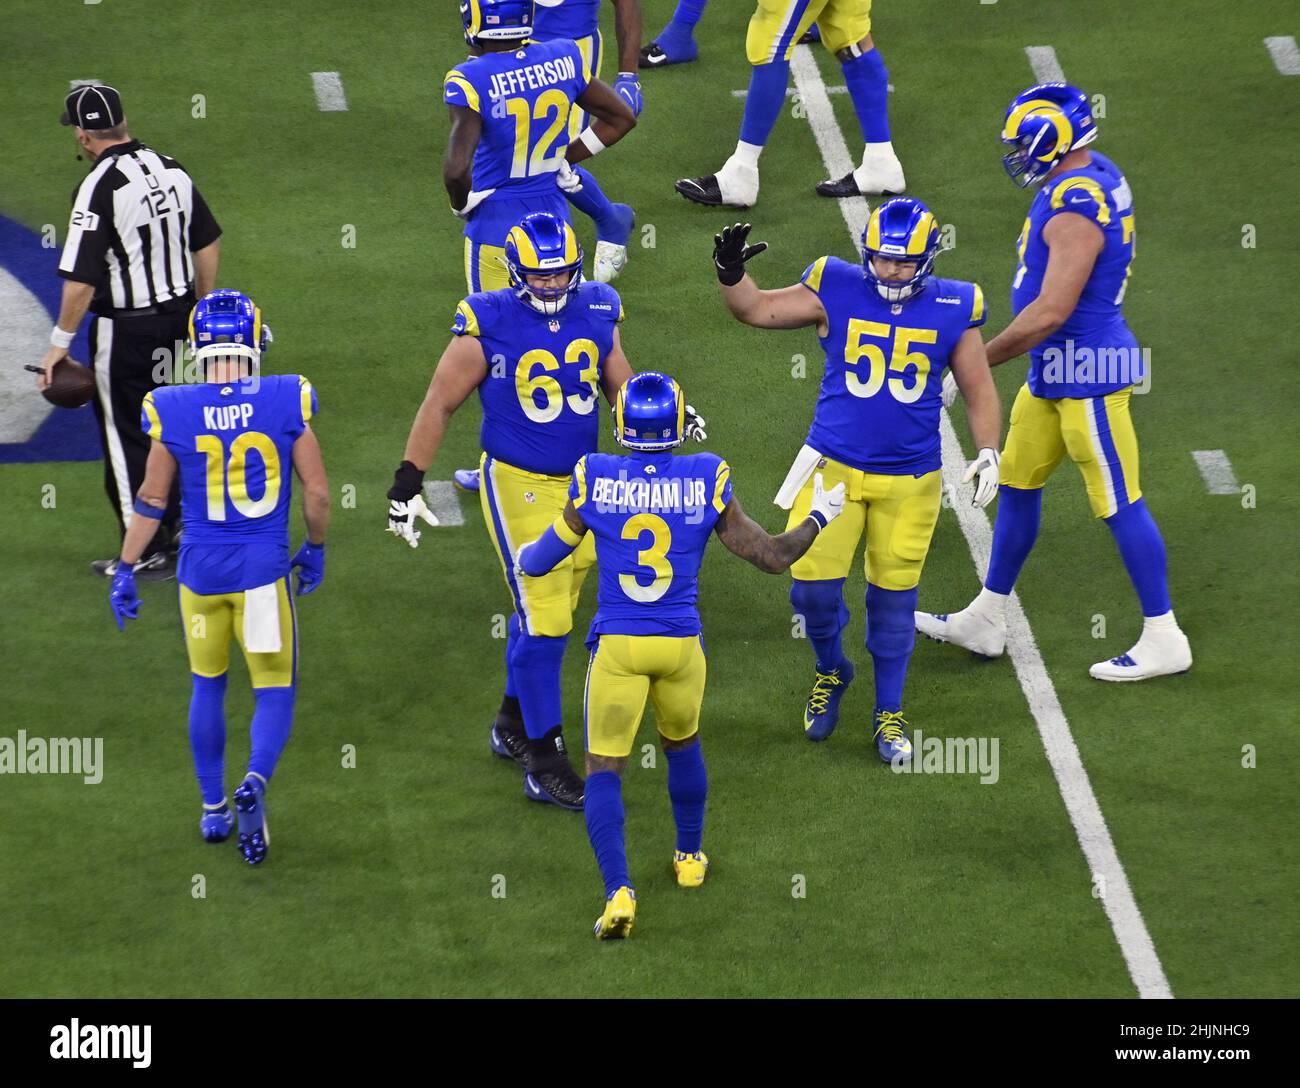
593, 886, 637, 940
672, 850, 709, 888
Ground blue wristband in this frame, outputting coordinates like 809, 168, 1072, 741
807, 509, 828, 532
132, 498, 165, 520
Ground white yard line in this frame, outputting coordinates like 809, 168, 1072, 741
787, 41, 1174, 1000
311, 71, 349, 112
730, 84, 892, 98
1190, 450, 1240, 495
1263, 35, 1300, 76
1024, 45, 1067, 83
422, 481, 465, 526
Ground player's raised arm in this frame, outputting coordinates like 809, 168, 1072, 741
985, 212, 1102, 366
714, 476, 845, 574
566, 78, 637, 166
713, 223, 827, 331
387, 333, 488, 547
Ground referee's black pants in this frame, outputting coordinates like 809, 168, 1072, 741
88, 309, 186, 548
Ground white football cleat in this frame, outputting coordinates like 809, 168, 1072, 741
1089, 626, 1192, 682
915, 605, 1007, 658
593, 240, 629, 283
852, 142, 906, 196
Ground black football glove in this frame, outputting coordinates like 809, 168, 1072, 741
713, 222, 768, 286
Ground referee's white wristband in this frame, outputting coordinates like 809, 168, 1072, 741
50, 326, 74, 350
577, 128, 606, 157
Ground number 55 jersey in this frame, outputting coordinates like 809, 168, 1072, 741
142, 374, 316, 594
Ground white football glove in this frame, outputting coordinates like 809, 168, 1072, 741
963, 447, 1000, 509
555, 160, 583, 195
941, 370, 959, 410
809, 473, 846, 529
387, 495, 439, 547
454, 188, 497, 219
684, 404, 707, 443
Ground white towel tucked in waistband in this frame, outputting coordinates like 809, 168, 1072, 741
243, 583, 282, 654
773, 444, 824, 510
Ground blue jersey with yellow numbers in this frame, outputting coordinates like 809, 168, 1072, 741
454, 281, 622, 476
572, 450, 732, 643
1012, 150, 1140, 399
142, 374, 317, 595
443, 39, 590, 207
800, 256, 986, 475
532, 0, 601, 39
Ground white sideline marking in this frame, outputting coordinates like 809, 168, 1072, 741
422, 481, 465, 526
1191, 450, 1240, 494
1025, 45, 1066, 83
1264, 36, 1300, 76
730, 84, 893, 98
789, 42, 1173, 1000
69, 78, 102, 89
311, 71, 348, 112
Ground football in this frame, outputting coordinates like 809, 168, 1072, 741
41, 356, 95, 409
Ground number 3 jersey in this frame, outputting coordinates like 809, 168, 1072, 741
142, 374, 317, 594
800, 256, 986, 476
454, 282, 623, 476
570, 450, 733, 645
1012, 150, 1139, 399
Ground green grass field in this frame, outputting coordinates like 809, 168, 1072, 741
1, 0, 1296, 998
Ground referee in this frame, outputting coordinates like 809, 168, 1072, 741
36, 84, 222, 578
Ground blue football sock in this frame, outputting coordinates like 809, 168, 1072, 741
659, 0, 708, 50
791, 578, 850, 673
503, 613, 521, 700
985, 485, 1043, 595
1104, 498, 1172, 616
665, 740, 707, 854
841, 47, 891, 144
247, 686, 295, 783
739, 60, 791, 147
564, 167, 625, 242
866, 583, 917, 713
188, 673, 227, 806
511, 632, 569, 741
584, 770, 631, 897
669, 0, 707, 31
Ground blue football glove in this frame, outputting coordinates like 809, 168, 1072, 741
109, 562, 140, 631
290, 541, 325, 596
614, 72, 643, 116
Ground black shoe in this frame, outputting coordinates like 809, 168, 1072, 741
815, 171, 864, 198
639, 42, 668, 68
522, 728, 585, 811
91, 551, 175, 582
675, 174, 724, 206
489, 719, 528, 766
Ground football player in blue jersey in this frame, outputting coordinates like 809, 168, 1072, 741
713, 200, 1003, 761
531, 0, 644, 283
108, 290, 331, 865
444, 0, 636, 296
516, 372, 845, 938
387, 214, 706, 810
673, 1, 903, 207
916, 84, 1192, 682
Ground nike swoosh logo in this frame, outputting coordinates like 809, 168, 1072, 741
525, 778, 541, 796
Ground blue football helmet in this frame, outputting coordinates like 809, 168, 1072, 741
461, 0, 534, 47
504, 213, 584, 315
188, 289, 271, 364
615, 372, 686, 452
861, 197, 941, 303
1001, 83, 1098, 188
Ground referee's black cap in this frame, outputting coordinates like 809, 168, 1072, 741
61, 84, 124, 129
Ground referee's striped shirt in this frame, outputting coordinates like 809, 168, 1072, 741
58, 140, 221, 314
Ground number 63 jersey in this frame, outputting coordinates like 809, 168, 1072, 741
454, 281, 623, 476
800, 256, 985, 476
142, 374, 316, 594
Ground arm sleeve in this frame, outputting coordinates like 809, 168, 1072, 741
187, 185, 222, 251
800, 256, 830, 296
517, 520, 581, 577
712, 459, 733, 514
444, 68, 482, 113
58, 177, 113, 285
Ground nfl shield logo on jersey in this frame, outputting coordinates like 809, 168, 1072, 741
548, 319, 560, 332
